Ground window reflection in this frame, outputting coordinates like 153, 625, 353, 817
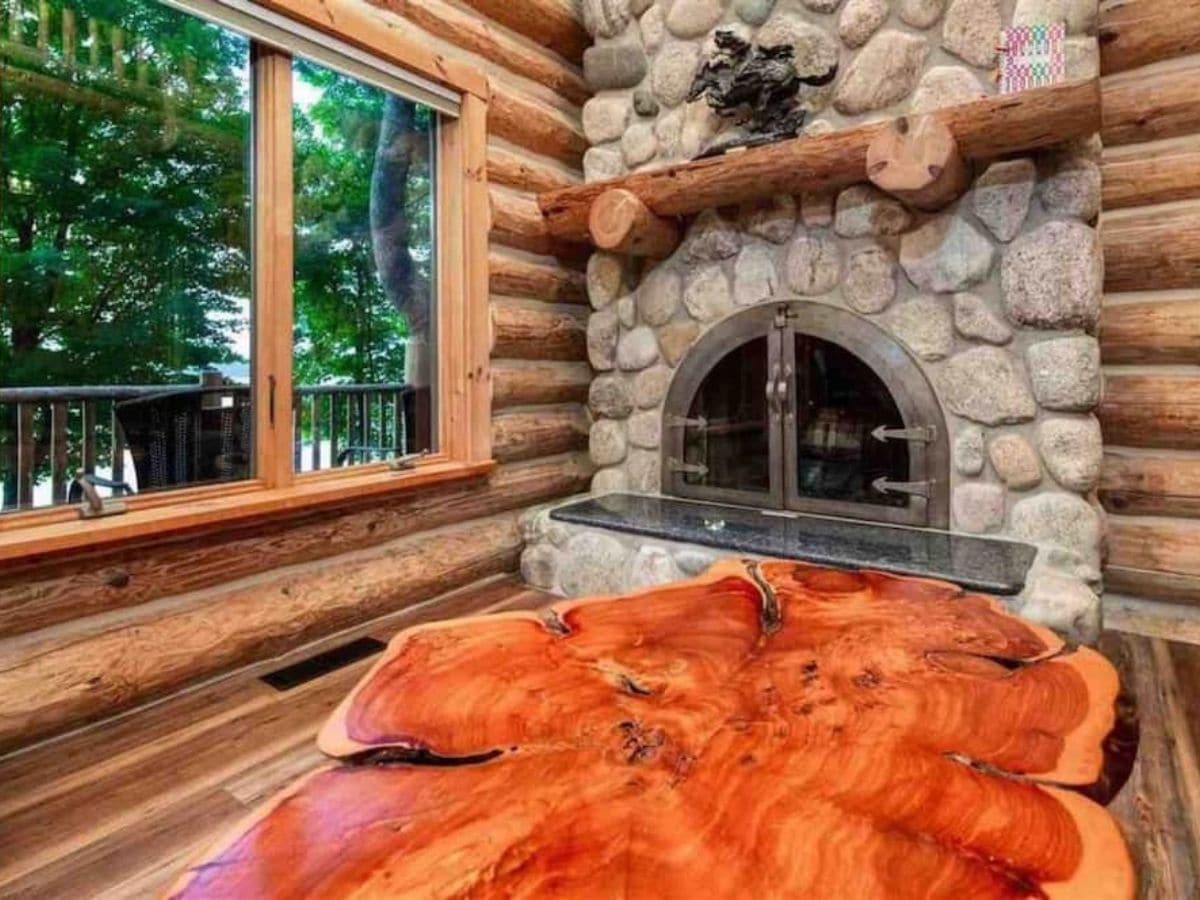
0, 0, 252, 510
291, 58, 436, 471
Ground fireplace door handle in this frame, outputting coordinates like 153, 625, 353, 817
777, 365, 791, 410
765, 365, 781, 416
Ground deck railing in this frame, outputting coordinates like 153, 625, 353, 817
0, 381, 424, 510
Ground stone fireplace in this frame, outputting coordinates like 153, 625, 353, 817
521, 0, 1106, 641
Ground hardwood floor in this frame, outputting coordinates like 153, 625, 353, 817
0, 581, 1197, 899
0, 574, 551, 900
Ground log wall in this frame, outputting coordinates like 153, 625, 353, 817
1099, 0, 1200, 609
0, 0, 592, 754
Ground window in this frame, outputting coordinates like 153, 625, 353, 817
1, 0, 254, 510
291, 58, 436, 471
0, 0, 489, 529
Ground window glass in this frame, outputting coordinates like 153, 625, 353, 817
0, 0, 252, 511
291, 57, 436, 472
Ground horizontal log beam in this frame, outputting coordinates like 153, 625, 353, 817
456, 0, 589, 63
0, 513, 524, 752
1099, 293, 1200, 364
487, 145, 580, 194
1104, 566, 1200, 607
1102, 202, 1200, 292
489, 251, 587, 303
490, 301, 587, 361
1099, 0, 1200, 75
491, 406, 589, 463
1108, 515, 1200, 578
1101, 137, 1200, 209
490, 188, 589, 260
256, 0, 488, 97
0, 456, 592, 640
370, 0, 588, 105
1099, 374, 1200, 450
489, 83, 587, 169
539, 79, 1101, 242
1101, 55, 1200, 146
492, 360, 592, 409
1101, 451, 1200, 518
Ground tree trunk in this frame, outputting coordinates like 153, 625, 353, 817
370, 96, 430, 338
169, 559, 1136, 900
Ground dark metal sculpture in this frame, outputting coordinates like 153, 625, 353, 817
686, 30, 839, 158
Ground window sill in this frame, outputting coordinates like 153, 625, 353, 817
0, 459, 496, 566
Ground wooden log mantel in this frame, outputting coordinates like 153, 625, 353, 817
539, 78, 1102, 245
169, 559, 1136, 899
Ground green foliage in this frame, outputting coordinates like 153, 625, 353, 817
292, 59, 434, 386
0, 0, 436, 496
1, 0, 252, 388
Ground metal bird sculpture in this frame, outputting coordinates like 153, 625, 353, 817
687, 29, 839, 158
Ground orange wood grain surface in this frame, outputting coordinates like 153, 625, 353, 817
169, 560, 1135, 899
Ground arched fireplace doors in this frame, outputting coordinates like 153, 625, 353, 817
661, 301, 951, 529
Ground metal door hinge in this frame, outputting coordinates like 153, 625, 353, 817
666, 414, 707, 430
871, 476, 932, 498
667, 457, 709, 477
871, 424, 936, 444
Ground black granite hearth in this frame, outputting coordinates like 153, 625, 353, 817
551, 494, 1037, 596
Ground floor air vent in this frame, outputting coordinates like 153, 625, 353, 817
260, 637, 387, 691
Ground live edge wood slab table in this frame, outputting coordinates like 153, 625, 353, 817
169, 559, 1137, 900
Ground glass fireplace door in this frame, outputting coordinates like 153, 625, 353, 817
670, 314, 785, 508
676, 336, 787, 511
663, 302, 948, 527
780, 332, 919, 524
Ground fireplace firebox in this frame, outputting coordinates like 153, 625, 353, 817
661, 302, 950, 528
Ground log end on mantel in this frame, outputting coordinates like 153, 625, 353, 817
866, 115, 972, 212
588, 188, 681, 258
171, 557, 1136, 900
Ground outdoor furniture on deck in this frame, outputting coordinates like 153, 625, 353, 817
115, 385, 253, 493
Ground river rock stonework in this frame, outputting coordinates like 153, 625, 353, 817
532, 0, 1105, 640
577, 0, 1098, 175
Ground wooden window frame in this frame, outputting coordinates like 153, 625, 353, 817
0, 0, 492, 562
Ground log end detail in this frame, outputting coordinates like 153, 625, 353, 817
588, 188, 681, 258
866, 115, 971, 211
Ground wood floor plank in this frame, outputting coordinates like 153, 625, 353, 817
0, 673, 276, 819
0, 574, 551, 894
0, 657, 371, 888
1167, 641, 1200, 755
1150, 639, 1200, 875
0, 788, 247, 900
221, 741, 328, 808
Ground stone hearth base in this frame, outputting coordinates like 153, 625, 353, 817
520, 494, 1102, 644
